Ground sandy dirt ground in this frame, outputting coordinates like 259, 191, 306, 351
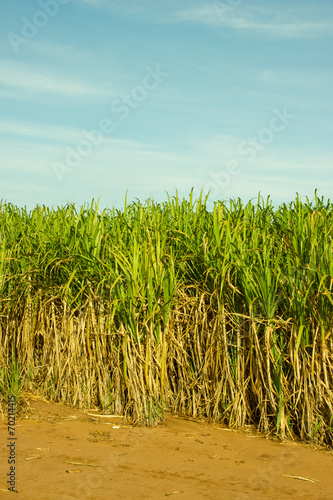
0, 397, 332, 499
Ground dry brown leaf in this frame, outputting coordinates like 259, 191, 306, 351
282, 475, 319, 483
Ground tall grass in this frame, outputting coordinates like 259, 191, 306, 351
0, 191, 332, 446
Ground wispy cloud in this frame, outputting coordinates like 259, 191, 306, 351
258, 69, 333, 92
2, 117, 332, 210
225, 19, 333, 39
28, 40, 97, 64
0, 60, 116, 99
78, 0, 107, 5
167, 4, 333, 39
0, 119, 83, 143
82, 1, 333, 39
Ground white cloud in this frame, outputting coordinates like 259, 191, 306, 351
75, 0, 109, 5
1, 121, 332, 210
0, 120, 86, 143
83, 1, 333, 39
167, 4, 333, 39
258, 69, 333, 92
0, 60, 116, 98
28, 40, 95, 63
229, 19, 332, 39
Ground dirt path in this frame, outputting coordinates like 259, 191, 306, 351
1, 397, 332, 499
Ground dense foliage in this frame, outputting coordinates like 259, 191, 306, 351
1, 191, 332, 446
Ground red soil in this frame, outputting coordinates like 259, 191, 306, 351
1, 397, 332, 499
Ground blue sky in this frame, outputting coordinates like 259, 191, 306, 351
1, 0, 332, 210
